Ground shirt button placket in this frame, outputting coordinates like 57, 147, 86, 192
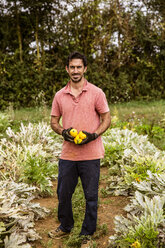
72, 95, 79, 103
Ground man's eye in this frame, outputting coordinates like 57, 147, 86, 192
70, 66, 82, 69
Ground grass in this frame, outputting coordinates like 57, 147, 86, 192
110, 100, 165, 150
2, 105, 51, 133
61, 179, 85, 248
6, 99, 165, 125
110, 99, 165, 125
6, 105, 51, 125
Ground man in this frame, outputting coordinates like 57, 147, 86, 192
50, 51, 111, 247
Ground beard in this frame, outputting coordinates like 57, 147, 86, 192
71, 74, 83, 83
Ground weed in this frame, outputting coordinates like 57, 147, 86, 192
47, 239, 53, 248
102, 199, 114, 205
94, 223, 108, 238
39, 239, 53, 248
100, 188, 109, 198
63, 179, 85, 247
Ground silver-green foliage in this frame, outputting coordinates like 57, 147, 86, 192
109, 192, 165, 248
102, 128, 165, 247
0, 122, 62, 190
0, 122, 62, 247
0, 180, 49, 248
102, 128, 165, 196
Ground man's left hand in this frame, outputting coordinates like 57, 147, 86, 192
80, 131, 98, 145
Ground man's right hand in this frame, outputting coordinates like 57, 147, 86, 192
62, 127, 74, 142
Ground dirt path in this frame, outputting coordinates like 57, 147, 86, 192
31, 167, 129, 248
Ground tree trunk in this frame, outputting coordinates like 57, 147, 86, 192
14, 0, 23, 63
35, 14, 40, 64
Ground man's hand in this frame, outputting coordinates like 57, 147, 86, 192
62, 127, 74, 142
80, 131, 98, 145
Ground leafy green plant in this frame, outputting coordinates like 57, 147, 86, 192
124, 218, 159, 248
109, 192, 165, 248
124, 157, 161, 184
20, 154, 57, 195
0, 122, 61, 181
134, 124, 164, 138
102, 143, 124, 168
133, 170, 165, 197
102, 128, 165, 196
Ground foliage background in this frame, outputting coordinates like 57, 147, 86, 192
0, 0, 165, 109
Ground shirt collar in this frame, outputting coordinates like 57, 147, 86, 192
64, 79, 89, 94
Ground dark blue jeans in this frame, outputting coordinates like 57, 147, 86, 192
57, 159, 100, 236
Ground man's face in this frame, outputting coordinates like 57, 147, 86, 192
66, 59, 87, 83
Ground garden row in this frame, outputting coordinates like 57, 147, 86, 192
102, 128, 165, 248
0, 112, 164, 247
0, 118, 61, 247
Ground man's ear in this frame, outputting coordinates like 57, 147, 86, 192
66, 66, 69, 73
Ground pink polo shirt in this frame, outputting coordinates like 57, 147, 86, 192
51, 80, 109, 161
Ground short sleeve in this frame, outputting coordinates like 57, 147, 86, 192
51, 94, 61, 116
95, 90, 109, 114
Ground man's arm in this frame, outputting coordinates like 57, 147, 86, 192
95, 111, 111, 136
51, 116, 74, 142
80, 111, 111, 145
50, 115, 63, 135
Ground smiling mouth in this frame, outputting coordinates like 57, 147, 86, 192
72, 75, 80, 79
71, 74, 82, 83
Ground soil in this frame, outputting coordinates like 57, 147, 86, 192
31, 167, 129, 248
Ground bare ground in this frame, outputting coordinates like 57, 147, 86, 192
31, 167, 129, 248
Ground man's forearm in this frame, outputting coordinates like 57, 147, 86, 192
51, 116, 63, 135
51, 123, 63, 135
95, 112, 111, 136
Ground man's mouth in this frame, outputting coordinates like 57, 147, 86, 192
72, 74, 80, 77
72, 75, 80, 80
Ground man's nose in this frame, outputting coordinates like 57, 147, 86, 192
74, 67, 78, 73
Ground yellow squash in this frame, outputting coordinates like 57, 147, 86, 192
70, 128, 78, 137
79, 131, 87, 140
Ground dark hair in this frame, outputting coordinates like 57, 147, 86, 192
66, 51, 87, 67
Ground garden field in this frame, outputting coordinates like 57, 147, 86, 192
0, 100, 165, 248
